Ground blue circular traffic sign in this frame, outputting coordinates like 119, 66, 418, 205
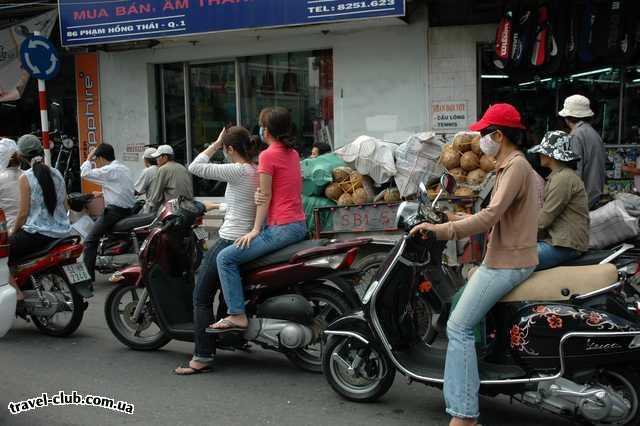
20, 35, 60, 80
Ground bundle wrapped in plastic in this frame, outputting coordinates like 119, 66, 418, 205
334, 135, 397, 185
394, 132, 445, 197
301, 153, 346, 196
589, 200, 640, 249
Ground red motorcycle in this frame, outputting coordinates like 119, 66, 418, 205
11, 234, 93, 337
105, 198, 367, 372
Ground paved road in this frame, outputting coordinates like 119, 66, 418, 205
0, 277, 573, 426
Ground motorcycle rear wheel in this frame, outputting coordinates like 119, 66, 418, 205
105, 284, 171, 351
284, 285, 352, 373
322, 335, 395, 402
31, 273, 85, 337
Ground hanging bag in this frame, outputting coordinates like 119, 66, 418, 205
494, 0, 516, 70
577, 0, 596, 64
531, 3, 555, 67
540, 0, 570, 74
510, 0, 537, 69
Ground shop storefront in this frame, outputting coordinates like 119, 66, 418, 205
58, 0, 429, 196
426, 0, 640, 196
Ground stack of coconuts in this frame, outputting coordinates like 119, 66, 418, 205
324, 166, 400, 206
325, 167, 370, 206
439, 132, 496, 198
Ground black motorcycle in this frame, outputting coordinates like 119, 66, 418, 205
322, 174, 640, 425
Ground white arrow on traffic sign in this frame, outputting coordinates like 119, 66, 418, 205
46, 54, 58, 75
28, 39, 50, 51
24, 52, 40, 74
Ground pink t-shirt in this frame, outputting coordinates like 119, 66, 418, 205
258, 142, 305, 226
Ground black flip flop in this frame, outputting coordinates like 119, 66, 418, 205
173, 364, 213, 376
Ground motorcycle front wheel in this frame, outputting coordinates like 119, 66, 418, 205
322, 335, 395, 402
31, 272, 85, 337
105, 284, 171, 351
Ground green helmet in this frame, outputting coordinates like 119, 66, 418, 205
17, 134, 43, 159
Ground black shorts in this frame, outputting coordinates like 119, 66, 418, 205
8, 230, 57, 265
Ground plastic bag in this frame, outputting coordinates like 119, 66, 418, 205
614, 193, 640, 217
303, 195, 336, 235
589, 200, 640, 249
301, 153, 346, 196
394, 132, 445, 197
334, 135, 397, 185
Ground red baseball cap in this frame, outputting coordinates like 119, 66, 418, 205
469, 103, 526, 131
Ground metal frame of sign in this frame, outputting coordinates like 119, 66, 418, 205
58, 0, 406, 47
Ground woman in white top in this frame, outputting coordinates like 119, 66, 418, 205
175, 126, 258, 375
0, 138, 22, 230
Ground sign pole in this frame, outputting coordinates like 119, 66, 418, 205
33, 30, 51, 166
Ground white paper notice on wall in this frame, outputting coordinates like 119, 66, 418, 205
431, 101, 468, 132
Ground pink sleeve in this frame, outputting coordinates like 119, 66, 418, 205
257, 149, 275, 176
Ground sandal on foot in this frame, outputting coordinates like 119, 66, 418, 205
206, 318, 248, 334
173, 364, 213, 376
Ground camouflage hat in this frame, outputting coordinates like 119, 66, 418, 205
528, 131, 580, 163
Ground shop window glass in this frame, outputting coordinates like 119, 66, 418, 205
623, 67, 640, 144
238, 50, 334, 157
156, 50, 333, 197
478, 44, 560, 146
480, 44, 628, 146
189, 61, 237, 196
159, 63, 187, 164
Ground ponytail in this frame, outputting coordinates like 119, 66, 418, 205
262, 106, 296, 149
32, 160, 57, 216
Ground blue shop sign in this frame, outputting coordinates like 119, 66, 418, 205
58, 0, 406, 47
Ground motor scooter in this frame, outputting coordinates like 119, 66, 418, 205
10, 230, 93, 337
322, 174, 640, 425
67, 193, 205, 273
104, 198, 367, 372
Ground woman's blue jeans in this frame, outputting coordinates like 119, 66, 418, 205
216, 221, 307, 315
536, 241, 581, 271
444, 264, 535, 419
192, 238, 233, 363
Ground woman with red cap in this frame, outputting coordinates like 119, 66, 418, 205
411, 104, 540, 425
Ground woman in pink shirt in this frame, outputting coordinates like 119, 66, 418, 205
210, 107, 307, 332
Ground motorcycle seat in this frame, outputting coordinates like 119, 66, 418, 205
12, 236, 80, 265
500, 264, 618, 303
241, 239, 330, 272
112, 213, 156, 233
562, 249, 615, 267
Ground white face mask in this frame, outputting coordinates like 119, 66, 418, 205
480, 132, 501, 157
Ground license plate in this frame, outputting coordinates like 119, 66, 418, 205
62, 263, 92, 284
193, 227, 208, 241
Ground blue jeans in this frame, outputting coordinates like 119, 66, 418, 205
192, 238, 233, 363
444, 264, 535, 419
536, 241, 581, 271
217, 221, 307, 315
